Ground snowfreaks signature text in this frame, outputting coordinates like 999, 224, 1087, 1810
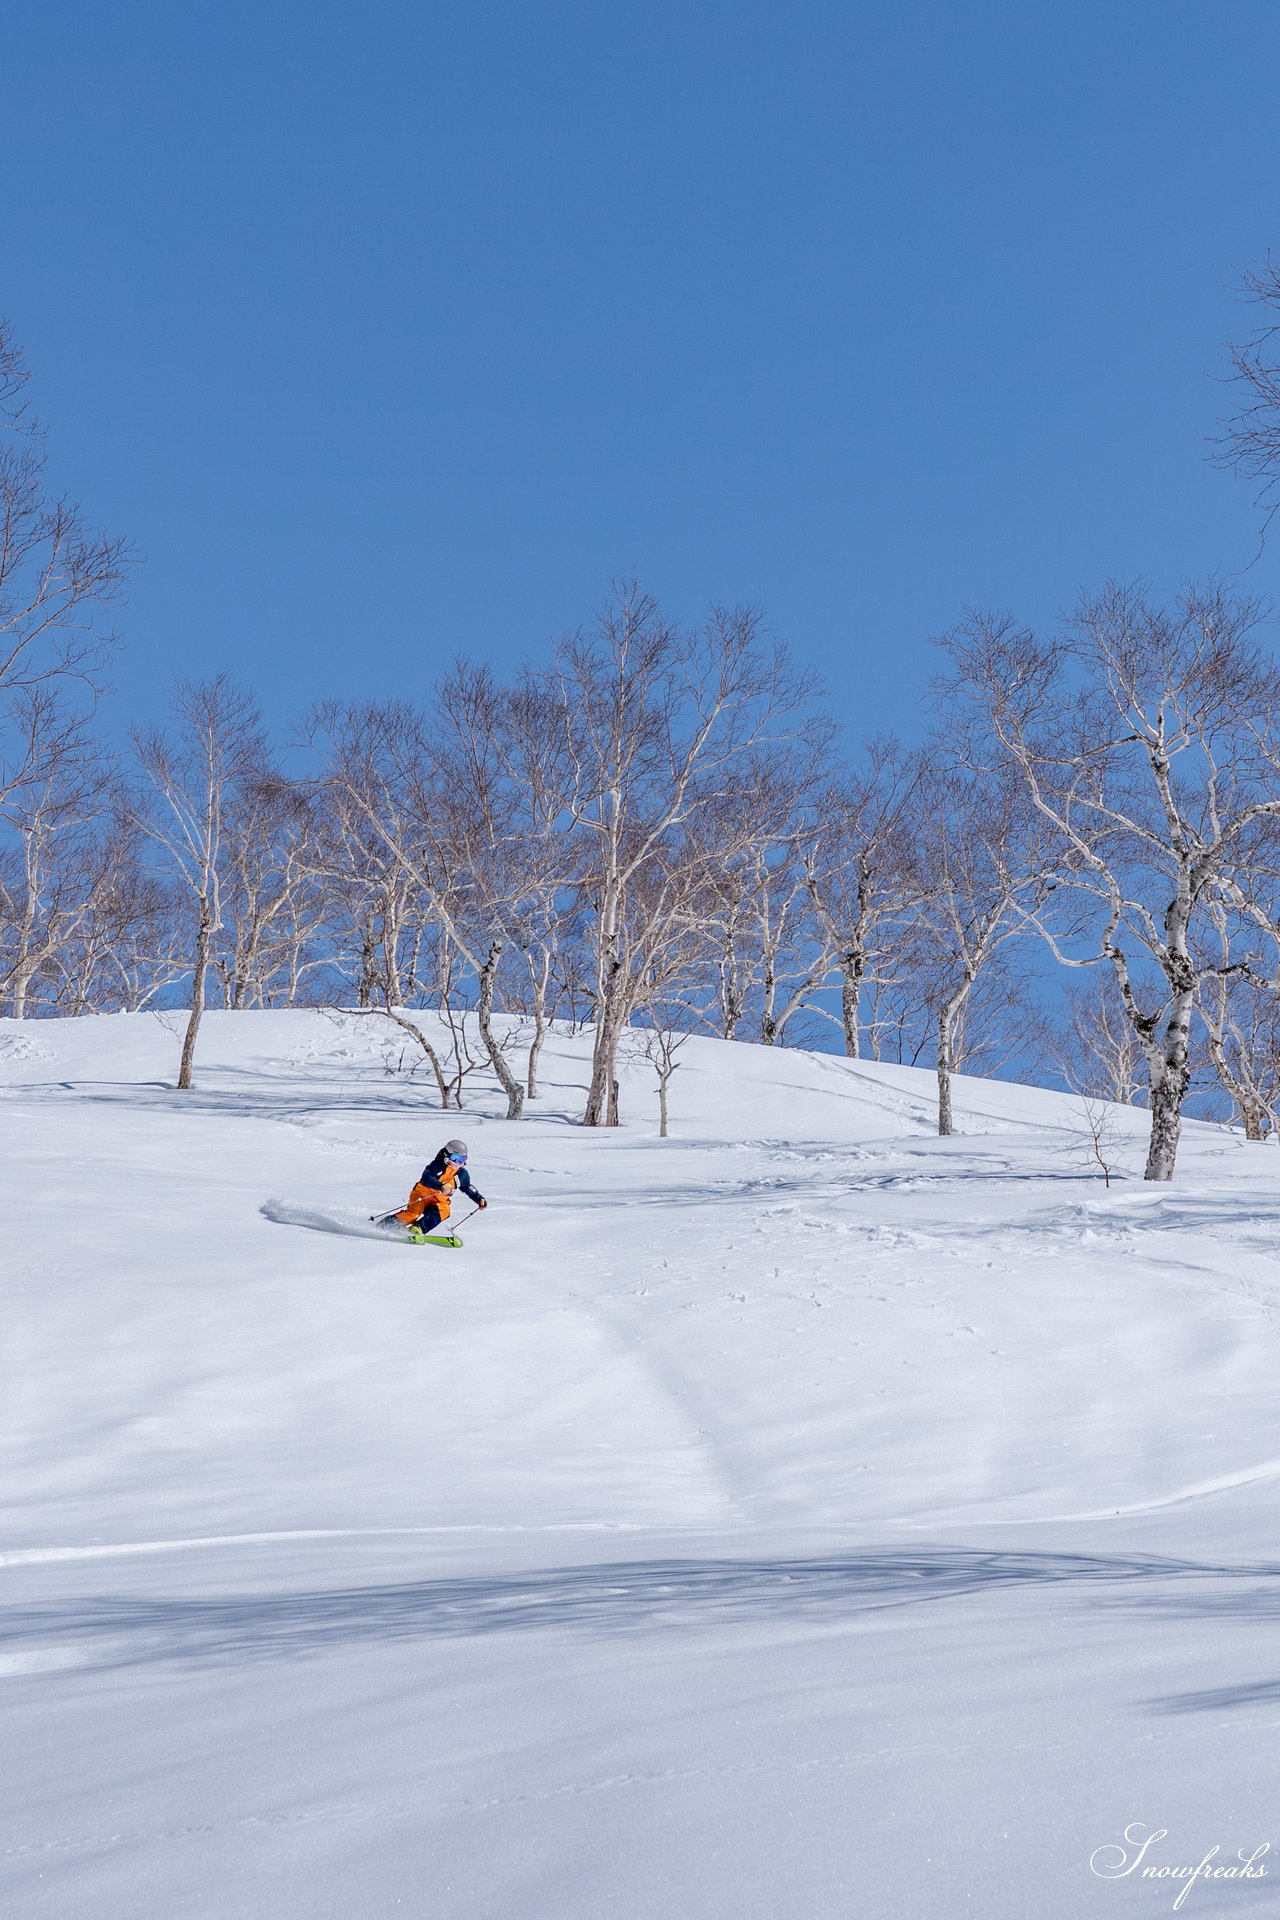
1090, 1825, 1269, 1908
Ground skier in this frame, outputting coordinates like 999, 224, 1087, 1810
378, 1139, 487, 1238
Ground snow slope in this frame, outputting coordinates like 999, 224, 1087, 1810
4, 1010, 1280, 1916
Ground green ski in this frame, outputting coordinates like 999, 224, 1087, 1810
408, 1230, 462, 1248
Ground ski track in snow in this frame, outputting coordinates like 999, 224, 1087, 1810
259, 1199, 411, 1243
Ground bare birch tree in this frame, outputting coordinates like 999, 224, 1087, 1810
0, 689, 116, 1015
638, 1017, 690, 1137
1194, 878, 1280, 1139
941, 584, 1280, 1179
908, 767, 1055, 1135
491, 670, 582, 1097
1214, 256, 1280, 537
0, 327, 129, 994
216, 775, 328, 1008
1050, 978, 1148, 1106
57, 824, 182, 1014
132, 677, 270, 1089
1198, 973, 1280, 1139
0, 323, 129, 792
536, 586, 818, 1125
698, 771, 832, 1048
803, 740, 924, 1057
307, 695, 529, 1118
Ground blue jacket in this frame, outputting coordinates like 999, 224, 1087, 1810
419, 1147, 485, 1205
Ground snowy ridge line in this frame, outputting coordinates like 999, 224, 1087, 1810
1050, 1451, 1280, 1519
0, 1523, 647, 1568
886, 1454, 1280, 1529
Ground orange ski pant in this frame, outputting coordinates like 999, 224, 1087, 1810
395, 1182, 452, 1226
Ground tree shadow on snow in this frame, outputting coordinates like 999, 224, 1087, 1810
1130, 1580, 1280, 1715
6, 1547, 1279, 1677
1146, 1676, 1280, 1713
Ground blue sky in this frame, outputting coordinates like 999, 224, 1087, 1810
4, 1, 1280, 739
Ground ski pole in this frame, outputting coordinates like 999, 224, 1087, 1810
452, 1206, 483, 1232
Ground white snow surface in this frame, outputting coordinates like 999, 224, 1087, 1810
4, 1009, 1280, 1916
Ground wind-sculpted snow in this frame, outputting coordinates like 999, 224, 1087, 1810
4, 1009, 1280, 1919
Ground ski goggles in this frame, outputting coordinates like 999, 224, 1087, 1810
447, 1152, 467, 1165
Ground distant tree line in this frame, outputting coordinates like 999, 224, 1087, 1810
8, 283, 1280, 1181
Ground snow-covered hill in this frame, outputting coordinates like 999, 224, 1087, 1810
4, 1011, 1280, 1917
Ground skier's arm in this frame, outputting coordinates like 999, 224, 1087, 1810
457, 1167, 486, 1205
